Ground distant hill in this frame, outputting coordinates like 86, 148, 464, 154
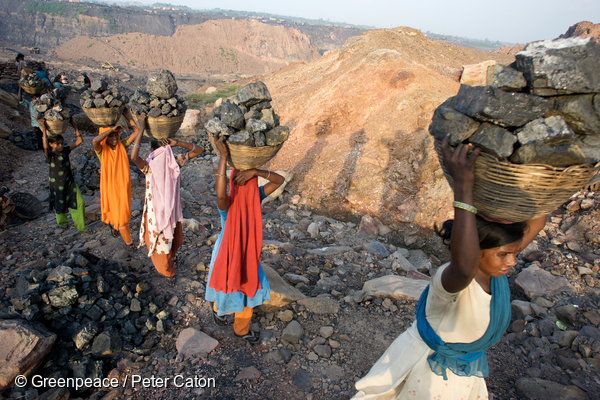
495, 20, 599, 55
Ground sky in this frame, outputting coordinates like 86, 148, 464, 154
137, 0, 599, 44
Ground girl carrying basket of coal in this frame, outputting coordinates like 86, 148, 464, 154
92, 108, 140, 246
129, 113, 203, 284
352, 135, 548, 400
206, 135, 284, 344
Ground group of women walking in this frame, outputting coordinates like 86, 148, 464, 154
24, 71, 550, 396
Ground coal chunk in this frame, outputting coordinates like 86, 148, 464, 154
265, 126, 290, 146
237, 82, 272, 107
220, 102, 245, 129
146, 69, 178, 99
454, 85, 553, 128
469, 123, 517, 159
228, 130, 255, 146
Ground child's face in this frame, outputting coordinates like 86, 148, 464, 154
50, 139, 64, 153
107, 131, 120, 148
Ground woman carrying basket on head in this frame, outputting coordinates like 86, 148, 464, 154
352, 135, 548, 400
205, 135, 284, 344
129, 113, 203, 284
92, 108, 139, 247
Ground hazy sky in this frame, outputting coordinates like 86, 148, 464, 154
138, 0, 599, 44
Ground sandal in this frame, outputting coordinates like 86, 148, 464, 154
211, 305, 228, 326
111, 227, 119, 238
235, 330, 260, 345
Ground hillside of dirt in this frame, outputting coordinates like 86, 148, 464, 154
261, 26, 515, 247
51, 20, 321, 77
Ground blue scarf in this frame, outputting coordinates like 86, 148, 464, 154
416, 275, 511, 380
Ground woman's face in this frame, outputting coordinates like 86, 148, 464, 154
107, 131, 120, 148
478, 240, 523, 278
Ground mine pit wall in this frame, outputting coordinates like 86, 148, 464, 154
0, 0, 212, 49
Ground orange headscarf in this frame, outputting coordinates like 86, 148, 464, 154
209, 171, 263, 297
99, 127, 131, 229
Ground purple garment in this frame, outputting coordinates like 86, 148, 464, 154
146, 146, 182, 240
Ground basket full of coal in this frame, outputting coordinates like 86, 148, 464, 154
428, 37, 600, 222
205, 81, 289, 170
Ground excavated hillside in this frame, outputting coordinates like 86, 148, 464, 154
262, 27, 515, 245
51, 20, 321, 76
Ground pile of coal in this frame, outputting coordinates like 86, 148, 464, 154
128, 69, 186, 118
79, 78, 128, 109
429, 37, 600, 167
2, 252, 172, 395
18, 71, 46, 89
31, 89, 75, 121
204, 81, 289, 147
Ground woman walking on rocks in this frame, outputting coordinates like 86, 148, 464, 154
38, 118, 88, 232
206, 136, 284, 344
129, 113, 203, 284
352, 135, 547, 399
92, 109, 139, 246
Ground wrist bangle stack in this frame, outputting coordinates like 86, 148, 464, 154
131, 143, 141, 148
216, 173, 227, 179
452, 201, 477, 214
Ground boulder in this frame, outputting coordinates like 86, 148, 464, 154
297, 298, 339, 314
515, 264, 575, 298
260, 108, 278, 129
259, 264, 307, 311
389, 251, 416, 272
146, 69, 178, 99
362, 276, 428, 300
176, 328, 219, 359
234, 366, 261, 381
460, 60, 497, 86
365, 240, 389, 257
454, 85, 553, 128
176, 109, 204, 137
205, 118, 234, 136
511, 300, 534, 320
468, 122, 517, 159
254, 132, 266, 146
0, 319, 57, 392
246, 118, 269, 133
516, 37, 600, 96
515, 378, 589, 400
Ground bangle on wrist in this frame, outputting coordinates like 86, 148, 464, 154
452, 201, 477, 214
216, 173, 227, 178
266, 170, 271, 180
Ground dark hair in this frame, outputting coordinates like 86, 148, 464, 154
16, 53, 24, 62
150, 140, 161, 150
48, 135, 64, 145
435, 215, 527, 250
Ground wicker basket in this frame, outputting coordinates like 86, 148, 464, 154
208, 133, 283, 170
434, 139, 600, 222
144, 114, 185, 140
10, 192, 43, 220
83, 107, 123, 127
45, 119, 69, 137
19, 83, 45, 95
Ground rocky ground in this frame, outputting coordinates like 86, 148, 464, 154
1, 41, 600, 400
0, 125, 600, 400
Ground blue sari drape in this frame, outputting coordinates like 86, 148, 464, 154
416, 275, 511, 380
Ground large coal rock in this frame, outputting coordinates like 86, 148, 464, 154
146, 70, 178, 100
